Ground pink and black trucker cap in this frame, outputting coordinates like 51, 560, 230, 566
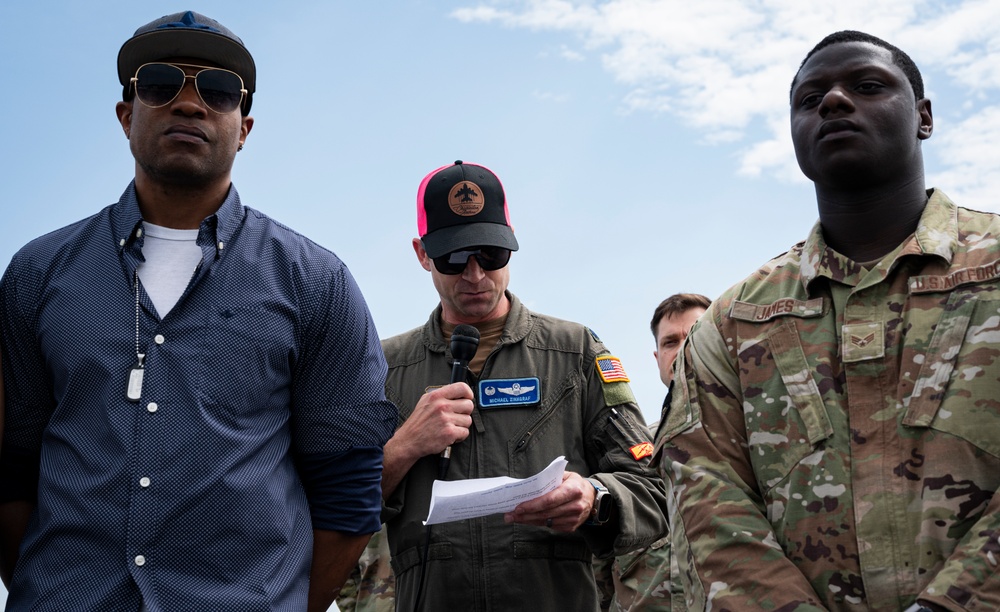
417, 161, 519, 259
117, 11, 256, 111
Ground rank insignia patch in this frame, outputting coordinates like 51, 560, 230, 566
630, 442, 654, 461
479, 378, 541, 408
596, 356, 630, 383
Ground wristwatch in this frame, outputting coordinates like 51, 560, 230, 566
586, 478, 613, 525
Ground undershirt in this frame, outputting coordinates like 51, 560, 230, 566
136, 222, 202, 317
443, 314, 508, 375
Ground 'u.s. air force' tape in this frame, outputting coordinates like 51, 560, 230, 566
478, 378, 541, 408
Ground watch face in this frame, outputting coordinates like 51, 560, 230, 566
596, 492, 613, 523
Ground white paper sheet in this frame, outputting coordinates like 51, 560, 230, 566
423, 456, 568, 525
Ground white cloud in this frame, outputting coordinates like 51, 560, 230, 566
451, 0, 1000, 198
559, 44, 585, 61
930, 105, 1000, 212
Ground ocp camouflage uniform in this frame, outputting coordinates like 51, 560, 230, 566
656, 190, 1000, 611
335, 524, 394, 612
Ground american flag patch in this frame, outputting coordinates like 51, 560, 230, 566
596, 355, 629, 383
630, 442, 654, 460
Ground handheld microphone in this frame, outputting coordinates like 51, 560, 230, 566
439, 324, 480, 478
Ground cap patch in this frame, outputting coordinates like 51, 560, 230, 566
629, 442, 654, 461
449, 181, 486, 216
596, 356, 630, 383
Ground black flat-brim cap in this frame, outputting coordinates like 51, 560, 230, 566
117, 11, 255, 94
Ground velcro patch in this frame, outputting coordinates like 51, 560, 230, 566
909, 258, 1000, 294
730, 297, 825, 322
479, 378, 541, 408
630, 442, 654, 460
841, 321, 885, 362
596, 356, 629, 383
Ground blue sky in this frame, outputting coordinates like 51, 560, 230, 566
1, 1, 999, 603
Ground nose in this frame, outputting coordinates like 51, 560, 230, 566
172, 75, 207, 113
461, 255, 486, 282
819, 86, 855, 117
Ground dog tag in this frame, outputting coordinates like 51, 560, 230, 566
127, 354, 146, 402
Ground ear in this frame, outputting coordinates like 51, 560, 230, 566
240, 115, 254, 148
412, 238, 432, 272
116, 101, 133, 139
653, 349, 659, 361
917, 98, 933, 140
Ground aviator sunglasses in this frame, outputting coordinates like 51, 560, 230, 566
131, 62, 247, 114
432, 246, 512, 275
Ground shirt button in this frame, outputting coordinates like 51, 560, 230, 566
135, 555, 146, 566
218, 241, 225, 250
147, 402, 158, 413
139, 477, 151, 488
154, 334, 165, 345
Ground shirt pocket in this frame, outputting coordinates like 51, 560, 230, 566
744, 318, 834, 493
903, 295, 1000, 457
195, 303, 295, 417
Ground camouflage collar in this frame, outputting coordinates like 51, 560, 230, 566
799, 188, 956, 292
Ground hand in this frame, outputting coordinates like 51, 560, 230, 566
393, 382, 475, 459
503, 471, 597, 532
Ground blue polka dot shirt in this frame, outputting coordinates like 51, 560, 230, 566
0, 182, 398, 610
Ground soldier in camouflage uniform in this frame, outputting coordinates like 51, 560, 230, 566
655, 31, 1000, 612
335, 524, 394, 612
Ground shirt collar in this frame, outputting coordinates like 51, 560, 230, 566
799, 188, 957, 292
111, 180, 245, 257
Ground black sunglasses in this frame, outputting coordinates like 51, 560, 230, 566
131, 62, 247, 114
432, 246, 512, 275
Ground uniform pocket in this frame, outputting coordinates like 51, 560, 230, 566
745, 318, 833, 492
904, 296, 1000, 457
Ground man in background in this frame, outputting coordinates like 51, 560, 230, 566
0, 12, 395, 611
594, 293, 709, 611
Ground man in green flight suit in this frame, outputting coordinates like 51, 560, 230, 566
381, 160, 667, 611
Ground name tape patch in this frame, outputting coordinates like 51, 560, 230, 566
596, 356, 630, 384
910, 258, 1000, 294
479, 377, 541, 408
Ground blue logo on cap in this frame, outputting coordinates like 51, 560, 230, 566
157, 11, 221, 33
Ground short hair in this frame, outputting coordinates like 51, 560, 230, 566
650, 293, 712, 338
790, 30, 924, 102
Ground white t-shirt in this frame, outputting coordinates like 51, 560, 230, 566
136, 222, 202, 317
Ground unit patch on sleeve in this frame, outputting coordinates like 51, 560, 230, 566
595, 355, 630, 383
478, 378, 541, 408
630, 442, 654, 461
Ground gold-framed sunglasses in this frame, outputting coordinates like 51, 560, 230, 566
130, 62, 247, 114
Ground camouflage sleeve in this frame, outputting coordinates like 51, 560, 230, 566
336, 568, 360, 612
592, 555, 616, 611
920, 491, 1000, 609
334, 526, 395, 612
657, 307, 826, 611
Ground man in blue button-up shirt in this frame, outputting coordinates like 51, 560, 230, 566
0, 11, 396, 611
